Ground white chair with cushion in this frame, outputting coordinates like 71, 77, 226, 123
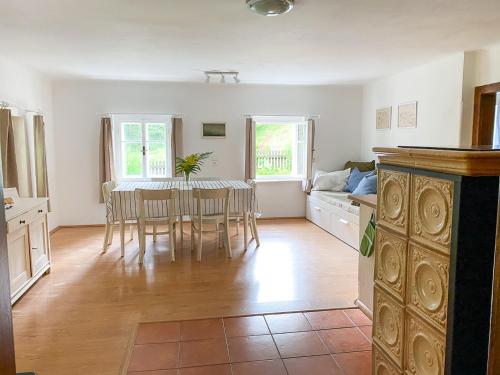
102, 181, 134, 256
135, 188, 179, 264
190, 187, 232, 261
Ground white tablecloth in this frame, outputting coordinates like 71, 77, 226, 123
111, 180, 254, 221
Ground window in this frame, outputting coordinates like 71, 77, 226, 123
493, 92, 500, 146
113, 115, 172, 179
254, 116, 308, 180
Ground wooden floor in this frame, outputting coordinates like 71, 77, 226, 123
12, 219, 359, 375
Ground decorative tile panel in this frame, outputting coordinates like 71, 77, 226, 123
407, 243, 449, 333
374, 287, 405, 367
410, 175, 453, 254
374, 345, 403, 375
405, 312, 445, 375
375, 228, 408, 302
378, 169, 410, 235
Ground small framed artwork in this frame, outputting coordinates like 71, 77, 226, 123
202, 122, 226, 138
376, 107, 391, 130
398, 101, 417, 128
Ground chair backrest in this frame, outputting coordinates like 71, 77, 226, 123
102, 181, 117, 223
192, 187, 231, 219
102, 180, 116, 202
135, 188, 178, 223
246, 179, 257, 214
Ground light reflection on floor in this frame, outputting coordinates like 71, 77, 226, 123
254, 241, 295, 303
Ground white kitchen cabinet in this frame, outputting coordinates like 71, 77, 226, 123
5, 195, 51, 304
349, 194, 376, 318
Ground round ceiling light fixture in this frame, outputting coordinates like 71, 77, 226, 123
246, 0, 294, 16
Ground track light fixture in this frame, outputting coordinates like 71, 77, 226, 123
204, 71, 240, 84
246, 0, 294, 16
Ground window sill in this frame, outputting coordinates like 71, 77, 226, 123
255, 178, 303, 183
118, 177, 172, 182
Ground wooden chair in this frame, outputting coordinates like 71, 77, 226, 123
179, 177, 225, 240
136, 188, 179, 264
190, 187, 232, 261
230, 179, 260, 248
102, 181, 134, 256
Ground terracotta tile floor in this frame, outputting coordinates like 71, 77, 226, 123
126, 308, 372, 375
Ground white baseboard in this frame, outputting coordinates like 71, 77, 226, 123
355, 298, 373, 320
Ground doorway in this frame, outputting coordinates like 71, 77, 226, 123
471, 82, 500, 146
0, 184, 16, 374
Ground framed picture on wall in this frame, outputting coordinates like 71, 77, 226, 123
202, 122, 226, 138
398, 101, 418, 128
376, 107, 391, 130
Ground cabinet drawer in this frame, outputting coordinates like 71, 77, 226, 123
6, 202, 48, 234
378, 169, 410, 235
405, 312, 445, 375
375, 227, 407, 303
306, 198, 331, 229
374, 345, 403, 375
7, 210, 36, 234
33, 202, 48, 221
374, 286, 405, 367
331, 209, 359, 249
410, 175, 453, 254
407, 242, 449, 333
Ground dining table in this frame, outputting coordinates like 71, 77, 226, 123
111, 179, 256, 254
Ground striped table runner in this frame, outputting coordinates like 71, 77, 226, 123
111, 180, 254, 221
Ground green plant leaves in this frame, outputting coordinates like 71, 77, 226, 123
175, 152, 213, 176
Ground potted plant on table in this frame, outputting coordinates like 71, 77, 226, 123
175, 152, 213, 183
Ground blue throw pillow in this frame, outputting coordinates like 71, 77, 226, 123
344, 168, 372, 192
352, 174, 377, 195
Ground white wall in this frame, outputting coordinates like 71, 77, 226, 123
461, 43, 500, 145
0, 58, 59, 230
52, 80, 363, 224
360, 54, 465, 160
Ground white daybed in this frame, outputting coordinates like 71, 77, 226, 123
306, 191, 360, 249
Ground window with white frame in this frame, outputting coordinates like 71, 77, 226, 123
254, 116, 308, 180
113, 114, 172, 179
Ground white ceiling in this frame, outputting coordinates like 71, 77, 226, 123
1, 0, 500, 84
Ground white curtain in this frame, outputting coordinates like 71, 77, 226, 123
302, 118, 316, 193
0, 108, 19, 189
99, 117, 115, 203
34, 115, 51, 210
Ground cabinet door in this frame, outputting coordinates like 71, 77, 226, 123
29, 215, 49, 275
7, 226, 31, 295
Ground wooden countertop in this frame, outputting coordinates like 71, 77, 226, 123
373, 146, 500, 176
348, 194, 377, 209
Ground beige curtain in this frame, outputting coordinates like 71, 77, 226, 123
99, 117, 115, 203
0, 108, 19, 189
302, 118, 316, 193
171, 117, 184, 176
34, 115, 51, 210
244, 117, 255, 180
